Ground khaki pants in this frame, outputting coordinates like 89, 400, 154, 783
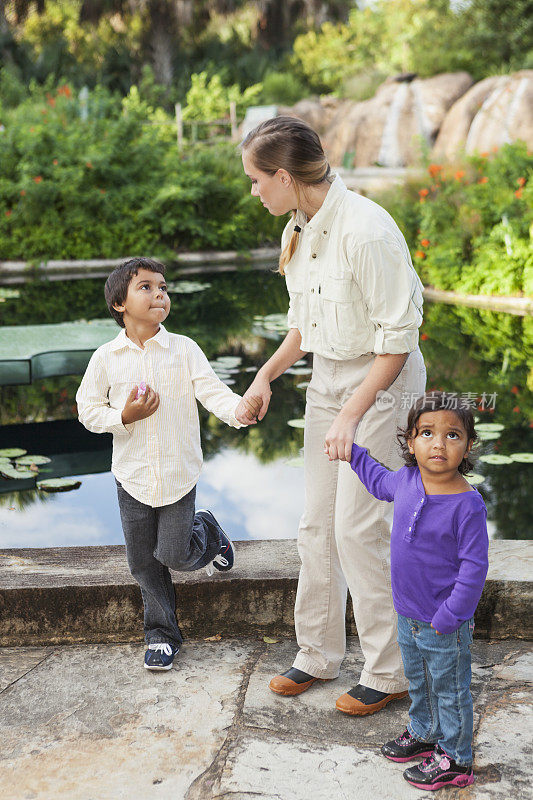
293, 348, 426, 692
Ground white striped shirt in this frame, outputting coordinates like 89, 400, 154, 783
76, 325, 243, 507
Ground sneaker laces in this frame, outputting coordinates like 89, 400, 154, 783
205, 553, 229, 577
148, 643, 173, 656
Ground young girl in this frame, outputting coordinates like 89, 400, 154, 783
346, 391, 488, 790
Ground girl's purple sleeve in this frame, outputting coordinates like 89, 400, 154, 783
431, 506, 489, 634
350, 443, 399, 503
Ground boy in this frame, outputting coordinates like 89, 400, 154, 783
77, 257, 259, 671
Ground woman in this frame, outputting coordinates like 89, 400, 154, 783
240, 116, 426, 716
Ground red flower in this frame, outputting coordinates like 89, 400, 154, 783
33, 176, 43, 183
517, 177, 526, 187
454, 170, 465, 181
515, 188, 523, 199
420, 238, 430, 247
478, 176, 488, 184
428, 164, 442, 178
513, 406, 520, 413
419, 188, 429, 198
511, 386, 519, 395
421, 333, 429, 341
5, 210, 12, 217
415, 250, 426, 259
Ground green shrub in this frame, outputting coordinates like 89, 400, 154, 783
260, 72, 308, 106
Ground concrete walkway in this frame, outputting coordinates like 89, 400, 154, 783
0, 636, 531, 800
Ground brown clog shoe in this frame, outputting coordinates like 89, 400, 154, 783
269, 667, 326, 696
336, 684, 408, 716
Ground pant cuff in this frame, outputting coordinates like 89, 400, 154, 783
407, 721, 437, 744
292, 652, 340, 680
360, 668, 409, 694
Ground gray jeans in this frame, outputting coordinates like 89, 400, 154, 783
116, 481, 221, 647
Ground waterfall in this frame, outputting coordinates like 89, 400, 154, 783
465, 78, 510, 152
411, 80, 433, 146
378, 82, 409, 167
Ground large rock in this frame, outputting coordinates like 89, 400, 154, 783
434, 70, 533, 159
320, 72, 473, 167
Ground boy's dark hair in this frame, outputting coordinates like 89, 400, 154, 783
397, 391, 477, 475
104, 257, 166, 328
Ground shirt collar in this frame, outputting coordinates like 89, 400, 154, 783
294, 173, 347, 233
109, 324, 169, 351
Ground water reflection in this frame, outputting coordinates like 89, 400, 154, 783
0, 270, 531, 543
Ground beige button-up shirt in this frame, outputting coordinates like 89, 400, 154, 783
283, 174, 424, 358
76, 325, 242, 507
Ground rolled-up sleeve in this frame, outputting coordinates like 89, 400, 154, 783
353, 238, 423, 355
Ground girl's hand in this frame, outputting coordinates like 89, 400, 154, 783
324, 409, 361, 462
238, 374, 272, 423
121, 385, 160, 425
430, 623, 442, 635
235, 395, 263, 426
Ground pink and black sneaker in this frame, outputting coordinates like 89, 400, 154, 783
381, 729, 435, 762
403, 744, 474, 791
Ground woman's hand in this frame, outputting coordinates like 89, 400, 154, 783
324, 408, 360, 462
235, 395, 263, 426
235, 373, 272, 424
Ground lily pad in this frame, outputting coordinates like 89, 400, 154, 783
286, 367, 313, 375
0, 448, 27, 458
214, 356, 242, 368
285, 456, 304, 467
475, 423, 505, 432
166, 281, 211, 294
509, 453, 533, 463
0, 287, 20, 302
263, 636, 279, 644
0, 464, 34, 480
476, 431, 501, 441
296, 381, 310, 390
287, 419, 305, 429
15, 455, 51, 466
479, 455, 513, 465
465, 473, 485, 485
37, 478, 82, 492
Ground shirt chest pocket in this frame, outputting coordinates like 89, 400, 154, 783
319, 275, 362, 352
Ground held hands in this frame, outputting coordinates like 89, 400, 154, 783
324, 409, 360, 462
235, 374, 272, 425
235, 394, 263, 426
121, 384, 160, 425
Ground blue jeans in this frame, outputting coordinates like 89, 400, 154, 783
116, 482, 222, 647
397, 614, 474, 766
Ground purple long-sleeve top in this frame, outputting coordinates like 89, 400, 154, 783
350, 444, 489, 634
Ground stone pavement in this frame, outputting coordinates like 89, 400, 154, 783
0, 637, 531, 800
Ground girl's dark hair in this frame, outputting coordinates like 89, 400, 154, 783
104, 257, 166, 328
397, 391, 477, 475
241, 115, 332, 275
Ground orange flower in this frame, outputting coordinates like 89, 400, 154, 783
419, 188, 429, 199
58, 85, 72, 98
99, 188, 106, 194
421, 333, 429, 341
420, 238, 430, 247
20, 189, 26, 196
515, 188, 523, 199
517, 177, 526, 187
5, 209, 12, 217
33, 176, 43, 183
53, 159, 58, 165
46, 93, 56, 108
415, 251, 426, 259
513, 406, 520, 413
454, 170, 465, 181
478, 176, 488, 184
428, 164, 442, 178
511, 386, 519, 394
30, 127, 34, 132
480, 152, 489, 158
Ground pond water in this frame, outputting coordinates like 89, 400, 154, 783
0, 270, 531, 547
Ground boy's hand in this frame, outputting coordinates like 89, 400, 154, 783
235, 395, 263, 426
121, 385, 160, 425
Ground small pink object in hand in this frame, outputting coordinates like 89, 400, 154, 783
135, 382, 147, 400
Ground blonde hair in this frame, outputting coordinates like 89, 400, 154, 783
241, 116, 332, 274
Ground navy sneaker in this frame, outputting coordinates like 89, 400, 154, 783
196, 509, 235, 576
403, 745, 474, 790
144, 643, 180, 671
381, 729, 435, 762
